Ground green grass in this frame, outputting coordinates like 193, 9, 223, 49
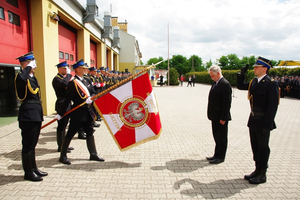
0, 117, 18, 127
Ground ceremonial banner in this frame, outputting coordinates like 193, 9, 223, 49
93, 73, 162, 151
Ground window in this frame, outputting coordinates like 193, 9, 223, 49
6, 0, 18, 8
65, 53, 69, 60
70, 54, 74, 61
0, 7, 4, 20
59, 51, 64, 59
8, 11, 20, 26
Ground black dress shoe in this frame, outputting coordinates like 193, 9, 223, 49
206, 156, 215, 161
33, 169, 48, 177
249, 174, 266, 184
244, 168, 259, 180
24, 171, 43, 182
209, 158, 224, 164
78, 131, 87, 139
68, 147, 74, 151
90, 154, 105, 162
59, 156, 71, 165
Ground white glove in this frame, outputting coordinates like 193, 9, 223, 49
96, 83, 101, 88
54, 114, 62, 120
85, 97, 93, 105
28, 60, 37, 69
66, 67, 71, 74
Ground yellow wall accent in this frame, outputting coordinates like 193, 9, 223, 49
30, 0, 59, 115
107, 49, 112, 70
77, 29, 90, 65
114, 53, 119, 71
119, 62, 135, 73
96, 42, 102, 68
112, 16, 127, 32
28, 0, 120, 115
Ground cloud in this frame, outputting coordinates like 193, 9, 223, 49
97, 0, 300, 63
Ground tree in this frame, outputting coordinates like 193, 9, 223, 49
168, 67, 180, 85
205, 59, 213, 70
239, 55, 256, 69
187, 55, 205, 72
227, 54, 240, 70
170, 55, 188, 75
218, 56, 229, 69
271, 60, 278, 67
146, 56, 167, 69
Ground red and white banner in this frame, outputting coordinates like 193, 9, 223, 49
94, 73, 162, 151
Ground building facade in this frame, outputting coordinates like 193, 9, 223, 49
0, 0, 144, 116
112, 16, 142, 74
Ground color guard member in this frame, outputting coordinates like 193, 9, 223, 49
55, 59, 104, 165
237, 56, 279, 184
15, 52, 47, 181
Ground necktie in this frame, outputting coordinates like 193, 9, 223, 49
212, 82, 217, 89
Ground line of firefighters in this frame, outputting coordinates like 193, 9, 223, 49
273, 75, 300, 99
74, 65, 132, 137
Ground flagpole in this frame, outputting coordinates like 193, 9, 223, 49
167, 22, 170, 86
41, 61, 164, 130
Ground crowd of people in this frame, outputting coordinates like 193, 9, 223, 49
12, 51, 284, 186
179, 74, 196, 87
14, 51, 132, 181
271, 75, 300, 99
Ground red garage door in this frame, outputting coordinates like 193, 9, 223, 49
58, 22, 76, 68
90, 41, 97, 68
0, 0, 30, 64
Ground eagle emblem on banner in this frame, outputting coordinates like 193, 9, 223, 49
93, 73, 162, 151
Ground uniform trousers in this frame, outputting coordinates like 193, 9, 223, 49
211, 120, 228, 159
249, 128, 270, 168
65, 115, 94, 140
19, 121, 41, 154
57, 116, 69, 132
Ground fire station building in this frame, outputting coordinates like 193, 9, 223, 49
0, 0, 142, 117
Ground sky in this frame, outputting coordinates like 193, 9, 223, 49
97, 0, 300, 63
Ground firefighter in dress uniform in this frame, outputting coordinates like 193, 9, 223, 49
54, 59, 104, 165
85, 65, 100, 127
237, 56, 279, 184
52, 61, 74, 153
89, 66, 102, 122
15, 52, 48, 181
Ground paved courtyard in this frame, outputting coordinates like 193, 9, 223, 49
0, 83, 299, 199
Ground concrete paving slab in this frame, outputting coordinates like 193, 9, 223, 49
0, 83, 299, 199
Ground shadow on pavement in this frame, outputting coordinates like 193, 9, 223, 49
0, 174, 24, 186
0, 148, 58, 162
37, 131, 56, 145
173, 178, 257, 199
151, 159, 209, 173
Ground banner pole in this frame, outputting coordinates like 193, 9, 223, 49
41, 61, 163, 130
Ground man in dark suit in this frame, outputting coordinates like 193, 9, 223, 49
15, 52, 48, 181
207, 65, 232, 164
52, 61, 74, 152
237, 56, 279, 184
55, 59, 104, 165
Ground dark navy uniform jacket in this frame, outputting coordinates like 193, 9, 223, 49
15, 66, 43, 122
58, 75, 95, 122
52, 73, 72, 112
237, 74, 279, 131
